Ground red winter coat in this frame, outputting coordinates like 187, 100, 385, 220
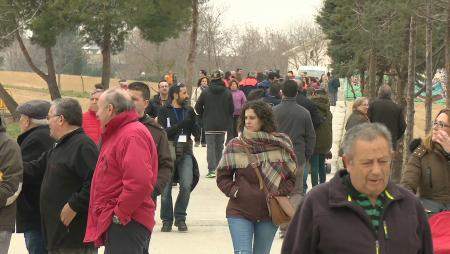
82, 110, 102, 144
84, 111, 158, 247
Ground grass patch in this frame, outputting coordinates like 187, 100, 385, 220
6, 121, 20, 139
3, 84, 90, 99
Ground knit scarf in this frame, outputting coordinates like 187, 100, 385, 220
217, 128, 297, 193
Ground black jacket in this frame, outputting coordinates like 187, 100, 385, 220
25, 128, 98, 251
296, 93, 322, 129
139, 114, 173, 198
16, 125, 54, 232
194, 84, 234, 132
157, 104, 200, 190
368, 97, 406, 148
146, 93, 169, 118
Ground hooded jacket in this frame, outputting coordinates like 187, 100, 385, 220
0, 125, 23, 233
85, 111, 158, 247
282, 170, 433, 254
16, 125, 54, 232
310, 94, 333, 154
195, 83, 234, 132
24, 128, 98, 250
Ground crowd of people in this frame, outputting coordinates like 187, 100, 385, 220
0, 66, 447, 254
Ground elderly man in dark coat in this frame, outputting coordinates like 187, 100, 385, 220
16, 100, 54, 254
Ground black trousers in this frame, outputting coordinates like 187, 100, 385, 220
105, 220, 150, 254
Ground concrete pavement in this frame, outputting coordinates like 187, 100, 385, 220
8, 94, 348, 254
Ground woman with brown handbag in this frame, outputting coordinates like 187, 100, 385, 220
216, 101, 297, 254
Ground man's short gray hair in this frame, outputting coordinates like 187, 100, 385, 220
30, 118, 48, 126
342, 123, 392, 159
378, 84, 392, 99
103, 89, 135, 113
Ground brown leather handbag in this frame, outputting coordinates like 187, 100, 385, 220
245, 148, 295, 226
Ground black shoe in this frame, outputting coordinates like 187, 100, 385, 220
201, 143, 206, 147
161, 221, 172, 232
175, 220, 188, 232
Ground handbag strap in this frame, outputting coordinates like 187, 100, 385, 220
243, 146, 269, 194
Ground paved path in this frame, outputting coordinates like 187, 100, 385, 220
9, 95, 348, 254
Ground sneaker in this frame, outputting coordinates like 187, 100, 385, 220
279, 230, 285, 239
161, 221, 172, 232
175, 220, 188, 232
205, 171, 216, 178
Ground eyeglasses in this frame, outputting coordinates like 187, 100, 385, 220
47, 115, 61, 121
433, 120, 450, 129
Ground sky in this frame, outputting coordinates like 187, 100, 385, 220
211, 0, 324, 31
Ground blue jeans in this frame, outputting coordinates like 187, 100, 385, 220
160, 154, 193, 223
24, 229, 47, 254
227, 217, 278, 254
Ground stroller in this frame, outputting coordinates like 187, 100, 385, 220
422, 199, 450, 254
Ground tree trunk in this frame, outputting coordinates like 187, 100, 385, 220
402, 16, 417, 179
15, 31, 62, 100
368, 49, 377, 100
45, 47, 62, 100
186, 0, 199, 97
347, 77, 357, 99
446, 0, 450, 108
425, 0, 433, 133
359, 67, 366, 96
0, 83, 20, 120
101, 31, 112, 89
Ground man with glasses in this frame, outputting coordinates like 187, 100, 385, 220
24, 98, 99, 254
82, 85, 104, 144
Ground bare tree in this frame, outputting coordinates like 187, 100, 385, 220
402, 15, 417, 178
425, 0, 433, 133
186, 0, 199, 95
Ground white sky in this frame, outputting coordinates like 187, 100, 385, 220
210, 0, 323, 31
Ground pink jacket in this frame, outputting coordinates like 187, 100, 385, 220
84, 111, 158, 246
82, 110, 102, 144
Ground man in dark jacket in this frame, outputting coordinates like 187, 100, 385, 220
146, 80, 170, 118
368, 84, 406, 149
16, 100, 54, 254
128, 82, 173, 199
296, 84, 322, 129
273, 80, 316, 238
195, 70, 234, 178
282, 123, 433, 254
25, 98, 98, 253
0, 116, 23, 254
327, 72, 340, 106
158, 83, 200, 232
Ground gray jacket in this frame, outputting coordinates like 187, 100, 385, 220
0, 126, 23, 232
273, 98, 316, 165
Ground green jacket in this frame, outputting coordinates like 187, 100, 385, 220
0, 125, 23, 232
310, 95, 333, 154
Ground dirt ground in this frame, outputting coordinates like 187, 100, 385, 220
0, 70, 159, 94
347, 102, 445, 140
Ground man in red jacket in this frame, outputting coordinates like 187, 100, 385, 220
82, 86, 104, 144
84, 89, 158, 254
